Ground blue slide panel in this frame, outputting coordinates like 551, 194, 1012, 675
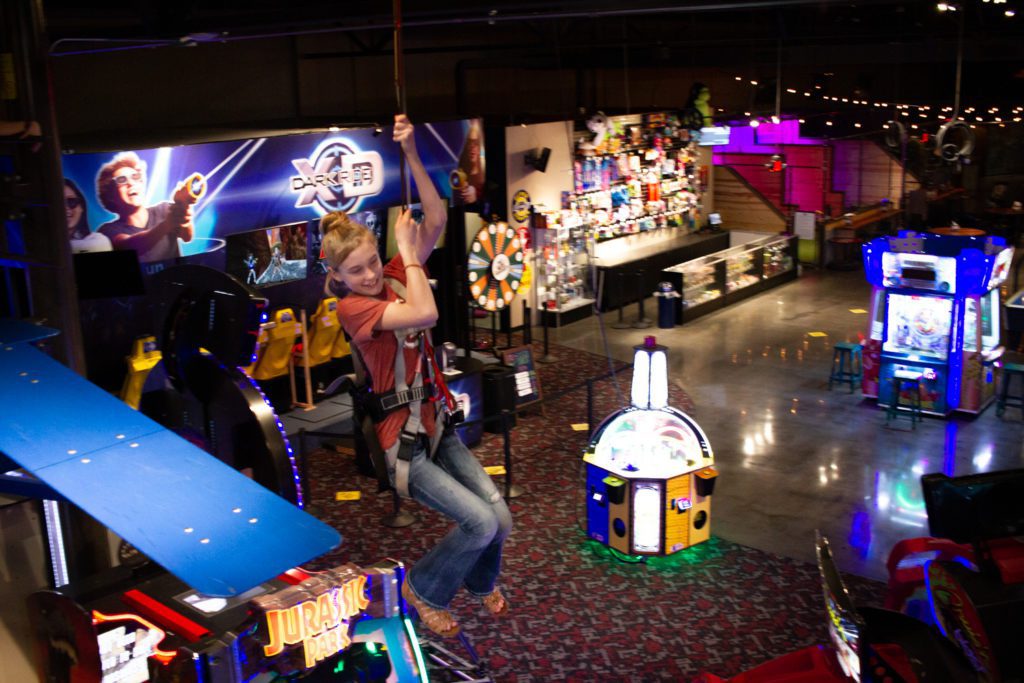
0, 323, 341, 597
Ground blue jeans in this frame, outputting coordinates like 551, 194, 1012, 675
403, 431, 513, 610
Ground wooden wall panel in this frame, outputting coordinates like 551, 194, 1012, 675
713, 167, 787, 233
833, 140, 920, 209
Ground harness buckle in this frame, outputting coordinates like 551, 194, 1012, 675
396, 430, 421, 464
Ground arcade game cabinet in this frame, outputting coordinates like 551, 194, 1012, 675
696, 535, 977, 683
884, 468, 1024, 682
0, 269, 429, 681
583, 336, 718, 557
861, 231, 1013, 415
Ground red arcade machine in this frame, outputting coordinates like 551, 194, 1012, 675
696, 534, 978, 683
883, 469, 1024, 682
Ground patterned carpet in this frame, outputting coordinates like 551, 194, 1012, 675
303, 339, 885, 682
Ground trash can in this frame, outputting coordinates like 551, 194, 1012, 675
654, 281, 680, 329
481, 365, 517, 433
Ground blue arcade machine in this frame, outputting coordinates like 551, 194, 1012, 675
862, 231, 1013, 416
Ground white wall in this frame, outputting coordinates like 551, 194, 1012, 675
504, 121, 575, 231
504, 121, 576, 327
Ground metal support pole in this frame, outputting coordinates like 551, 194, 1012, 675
632, 268, 652, 329
385, 489, 417, 528
586, 378, 594, 441
612, 269, 631, 329
538, 308, 555, 363
522, 298, 532, 345
501, 410, 524, 499
469, 304, 477, 349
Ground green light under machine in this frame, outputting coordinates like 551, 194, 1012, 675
583, 336, 718, 556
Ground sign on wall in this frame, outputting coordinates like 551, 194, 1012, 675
511, 189, 532, 223
63, 119, 482, 262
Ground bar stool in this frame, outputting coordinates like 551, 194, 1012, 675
996, 362, 1024, 418
886, 370, 923, 428
828, 342, 863, 392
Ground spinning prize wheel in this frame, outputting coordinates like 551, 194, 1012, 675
468, 221, 524, 311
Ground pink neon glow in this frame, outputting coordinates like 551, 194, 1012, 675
713, 120, 879, 217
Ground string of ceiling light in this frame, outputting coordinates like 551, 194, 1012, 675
731, 76, 1024, 129
938, 0, 1015, 17
727, 0, 1020, 130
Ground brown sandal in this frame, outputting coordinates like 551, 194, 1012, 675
401, 580, 460, 637
481, 588, 509, 616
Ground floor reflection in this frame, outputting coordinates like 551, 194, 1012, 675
557, 268, 1024, 580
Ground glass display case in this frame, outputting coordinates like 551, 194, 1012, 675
723, 244, 761, 293
664, 254, 725, 314
532, 210, 595, 318
762, 234, 796, 279
661, 234, 798, 325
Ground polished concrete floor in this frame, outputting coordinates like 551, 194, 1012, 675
554, 267, 1024, 582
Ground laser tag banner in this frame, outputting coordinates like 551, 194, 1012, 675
62, 118, 483, 263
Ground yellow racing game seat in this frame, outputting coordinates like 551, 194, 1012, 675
249, 308, 300, 381
291, 297, 343, 408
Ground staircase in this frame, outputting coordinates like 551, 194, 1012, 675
712, 166, 787, 233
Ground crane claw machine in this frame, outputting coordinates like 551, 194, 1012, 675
862, 230, 1013, 416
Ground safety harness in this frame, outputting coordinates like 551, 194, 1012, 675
347, 277, 462, 498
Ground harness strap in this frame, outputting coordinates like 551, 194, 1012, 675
347, 341, 392, 494
355, 275, 455, 498
379, 385, 433, 411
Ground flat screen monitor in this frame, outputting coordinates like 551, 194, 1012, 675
922, 469, 1024, 544
73, 250, 146, 299
698, 126, 731, 146
225, 223, 308, 288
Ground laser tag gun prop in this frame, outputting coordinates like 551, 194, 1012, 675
174, 171, 207, 205
448, 168, 467, 192
170, 172, 207, 241
119, 335, 162, 410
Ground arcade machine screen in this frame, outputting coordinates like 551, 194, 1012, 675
94, 612, 173, 683
226, 223, 308, 288
881, 252, 958, 293
964, 289, 1000, 353
883, 293, 953, 361
306, 209, 386, 262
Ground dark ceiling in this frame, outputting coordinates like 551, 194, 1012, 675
34, 0, 1024, 138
